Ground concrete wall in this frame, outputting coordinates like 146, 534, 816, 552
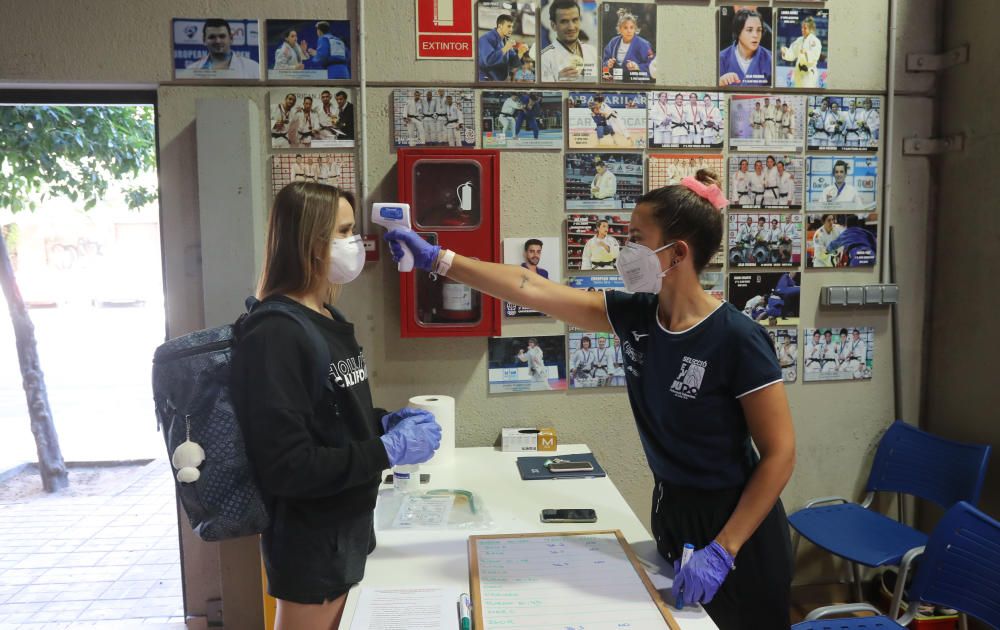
0, 0, 953, 620
924, 3, 1000, 522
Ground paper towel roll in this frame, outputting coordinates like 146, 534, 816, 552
408, 395, 455, 468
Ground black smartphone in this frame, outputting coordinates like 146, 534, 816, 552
383, 473, 431, 484
546, 461, 594, 473
540, 508, 598, 523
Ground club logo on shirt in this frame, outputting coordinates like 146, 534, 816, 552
670, 356, 708, 400
329, 351, 368, 388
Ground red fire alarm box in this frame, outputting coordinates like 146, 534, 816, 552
396, 148, 501, 338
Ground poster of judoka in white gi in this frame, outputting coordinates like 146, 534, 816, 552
648, 154, 725, 190
806, 156, 878, 212
567, 92, 647, 149
728, 94, 805, 153
775, 8, 829, 89
269, 89, 356, 149
806, 213, 878, 268
728, 154, 803, 209
803, 327, 874, 382
271, 153, 356, 198
173, 18, 260, 80
391, 88, 477, 148
807, 96, 881, 152
502, 237, 562, 317
647, 92, 725, 149
482, 91, 563, 149
568, 332, 625, 388
729, 271, 801, 328
565, 153, 644, 210
770, 328, 798, 383
488, 335, 567, 393
728, 212, 803, 268
566, 213, 630, 271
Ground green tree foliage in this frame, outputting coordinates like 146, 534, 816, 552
0, 105, 157, 214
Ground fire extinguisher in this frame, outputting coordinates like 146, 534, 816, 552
437, 275, 477, 322
456, 181, 473, 212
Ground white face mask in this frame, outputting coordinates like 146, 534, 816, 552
615, 241, 677, 294
327, 235, 365, 284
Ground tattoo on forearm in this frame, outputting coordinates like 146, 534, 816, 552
519, 274, 530, 289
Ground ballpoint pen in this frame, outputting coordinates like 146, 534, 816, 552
458, 592, 472, 630
676, 542, 694, 609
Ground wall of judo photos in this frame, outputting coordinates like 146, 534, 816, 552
148, 1, 896, 541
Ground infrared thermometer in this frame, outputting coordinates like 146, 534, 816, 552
371, 203, 414, 272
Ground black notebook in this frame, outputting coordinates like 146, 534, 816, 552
515, 452, 607, 480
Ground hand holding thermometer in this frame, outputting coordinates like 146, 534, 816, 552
371, 203, 414, 271
676, 542, 694, 609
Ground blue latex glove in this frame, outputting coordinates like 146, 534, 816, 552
672, 541, 734, 606
384, 229, 440, 272
380, 407, 428, 433
379, 412, 442, 467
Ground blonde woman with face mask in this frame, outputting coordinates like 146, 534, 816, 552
232, 183, 441, 630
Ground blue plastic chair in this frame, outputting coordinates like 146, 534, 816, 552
789, 420, 991, 600
792, 501, 1000, 630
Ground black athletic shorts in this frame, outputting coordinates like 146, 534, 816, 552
261, 508, 376, 604
650, 480, 793, 630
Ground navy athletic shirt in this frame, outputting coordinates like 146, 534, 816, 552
605, 291, 782, 489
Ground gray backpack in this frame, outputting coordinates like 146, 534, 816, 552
152, 297, 331, 541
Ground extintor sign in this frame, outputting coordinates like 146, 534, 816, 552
416, 0, 474, 59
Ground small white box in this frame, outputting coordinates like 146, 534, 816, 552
501, 428, 539, 452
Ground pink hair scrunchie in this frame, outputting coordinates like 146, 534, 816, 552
681, 176, 728, 211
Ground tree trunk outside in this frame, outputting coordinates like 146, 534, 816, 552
0, 228, 69, 492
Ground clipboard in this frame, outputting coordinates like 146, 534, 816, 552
468, 529, 679, 630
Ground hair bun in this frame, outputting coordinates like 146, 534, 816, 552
695, 169, 720, 188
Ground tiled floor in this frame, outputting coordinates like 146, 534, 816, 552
0, 460, 184, 629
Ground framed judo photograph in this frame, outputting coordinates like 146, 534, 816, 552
648, 92, 725, 149
567, 92, 647, 149
392, 88, 477, 148
771, 327, 798, 383
728, 94, 805, 153
539, 0, 600, 83
568, 332, 624, 388
803, 327, 874, 382
476, 1, 538, 83
728, 212, 803, 268
729, 271, 801, 328
566, 213, 630, 271
807, 96, 881, 152
488, 335, 567, 393
727, 154, 803, 209
565, 153, 643, 210
806, 156, 878, 212
775, 8, 829, 89
482, 91, 563, 149
502, 237, 562, 317
648, 154, 725, 191
806, 213, 878, 268
718, 6, 773, 88
172, 18, 260, 80
265, 19, 351, 80
271, 154, 356, 198
700, 271, 725, 300
269, 89, 356, 149
600, 2, 657, 84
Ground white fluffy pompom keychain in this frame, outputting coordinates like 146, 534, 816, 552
171, 415, 205, 483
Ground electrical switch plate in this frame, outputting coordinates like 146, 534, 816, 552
882, 285, 899, 304
824, 286, 847, 306
864, 285, 883, 305
846, 286, 865, 305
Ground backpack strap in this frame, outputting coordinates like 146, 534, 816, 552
241, 296, 334, 398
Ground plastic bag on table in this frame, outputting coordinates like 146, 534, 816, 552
374, 488, 493, 530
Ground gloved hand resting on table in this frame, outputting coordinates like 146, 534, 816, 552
379, 411, 442, 467
672, 540, 735, 606
380, 407, 429, 433
384, 229, 440, 271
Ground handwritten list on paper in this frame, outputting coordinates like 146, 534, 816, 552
474, 533, 669, 629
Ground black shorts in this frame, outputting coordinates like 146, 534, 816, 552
261, 508, 376, 604
650, 480, 793, 630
